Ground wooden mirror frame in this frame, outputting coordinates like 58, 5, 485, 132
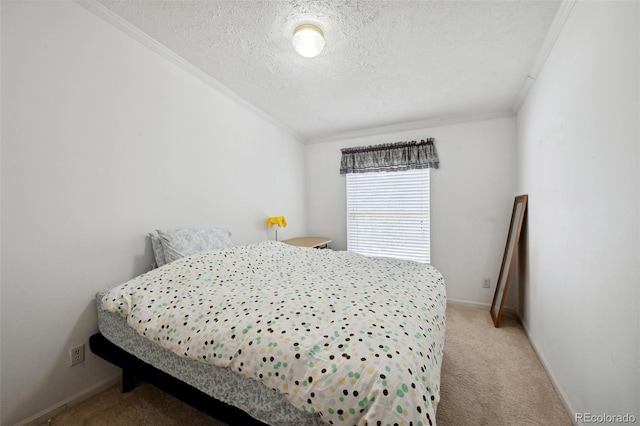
490, 194, 528, 327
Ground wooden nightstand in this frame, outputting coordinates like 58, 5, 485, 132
282, 237, 332, 249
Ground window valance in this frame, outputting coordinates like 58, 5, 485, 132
339, 138, 439, 174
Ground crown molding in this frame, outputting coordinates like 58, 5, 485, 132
75, 0, 563, 146
512, 0, 577, 112
75, 0, 302, 141
306, 111, 515, 145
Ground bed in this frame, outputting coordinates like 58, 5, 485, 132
92, 239, 446, 425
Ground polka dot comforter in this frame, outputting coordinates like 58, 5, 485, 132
102, 241, 446, 426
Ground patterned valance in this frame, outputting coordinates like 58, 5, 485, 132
339, 138, 439, 174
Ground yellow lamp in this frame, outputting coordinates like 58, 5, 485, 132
267, 216, 287, 241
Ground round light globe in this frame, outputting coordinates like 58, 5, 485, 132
292, 24, 325, 58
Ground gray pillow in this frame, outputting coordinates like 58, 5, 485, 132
157, 228, 233, 264
148, 232, 167, 268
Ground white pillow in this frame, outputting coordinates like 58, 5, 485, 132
157, 228, 233, 264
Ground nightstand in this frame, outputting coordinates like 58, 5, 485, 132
282, 237, 332, 249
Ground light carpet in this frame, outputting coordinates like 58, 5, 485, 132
45, 304, 572, 426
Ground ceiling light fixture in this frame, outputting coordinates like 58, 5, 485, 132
292, 24, 325, 58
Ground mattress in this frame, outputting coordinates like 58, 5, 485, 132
97, 289, 323, 425
98, 241, 446, 425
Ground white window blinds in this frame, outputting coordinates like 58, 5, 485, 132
346, 168, 430, 263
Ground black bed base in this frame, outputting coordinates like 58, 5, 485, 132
89, 333, 268, 426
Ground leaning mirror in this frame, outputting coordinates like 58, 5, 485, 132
490, 195, 528, 327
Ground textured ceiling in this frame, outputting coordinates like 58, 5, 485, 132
97, 0, 561, 142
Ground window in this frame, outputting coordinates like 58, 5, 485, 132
340, 138, 438, 263
346, 168, 430, 263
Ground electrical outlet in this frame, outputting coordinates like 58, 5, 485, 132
483, 278, 491, 288
70, 344, 85, 366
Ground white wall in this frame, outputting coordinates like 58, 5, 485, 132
305, 117, 518, 304
0, 2, 306, 424
516, 0, 639, 419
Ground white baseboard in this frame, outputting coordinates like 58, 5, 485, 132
17, 374, 120, 426
447, 297, 516, 315
518, 319, 579, 426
